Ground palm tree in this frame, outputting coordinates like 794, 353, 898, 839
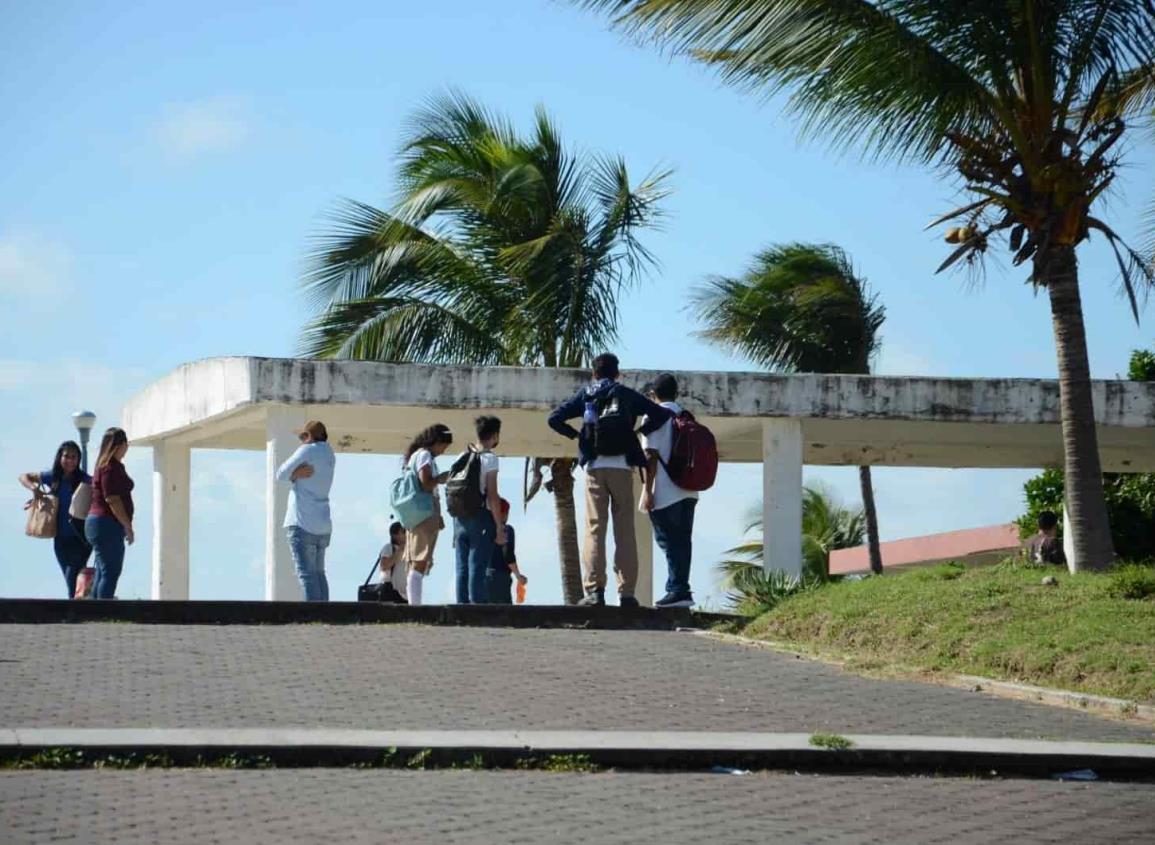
1096, 64, 1154, 271
717, 485, 865, 613
693, 243, 886, 574
580, 1, 1155, 571
301, 92, 669, 603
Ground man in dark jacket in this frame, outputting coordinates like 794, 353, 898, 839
548, 353, 671, 607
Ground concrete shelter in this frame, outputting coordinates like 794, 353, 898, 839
122, 357, 1155, 602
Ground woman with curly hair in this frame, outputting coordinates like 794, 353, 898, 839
400, 423, 453, 604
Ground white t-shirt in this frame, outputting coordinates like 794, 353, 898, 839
477, 450, 499, 496
407, 448, 439, 478
587, 454, 630, 472
377, 539, 407, 598
641, 401, 699, 512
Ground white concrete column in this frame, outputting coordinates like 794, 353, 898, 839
1062, 502, 1076, 575
636, 507, 654, 607
266, 408, 304, 601
762, 419, 803, 578
151, 440, 191, 599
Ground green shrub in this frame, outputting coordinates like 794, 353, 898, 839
1017, 469, 1155, 560
1107, 563, 1155, 601
720, 564, 824, 615
1016, 344, 1155, 559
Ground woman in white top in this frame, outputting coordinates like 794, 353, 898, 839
400, 423, 452, 605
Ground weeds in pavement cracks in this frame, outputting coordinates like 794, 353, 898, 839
809, 733, 855, 750
1, 747, 604, 772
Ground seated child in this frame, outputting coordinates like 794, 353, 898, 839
377, 521, 408, 601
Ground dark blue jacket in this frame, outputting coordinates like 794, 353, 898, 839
548, 379, 672, 468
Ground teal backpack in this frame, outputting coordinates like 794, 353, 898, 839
390, 466, 435, 529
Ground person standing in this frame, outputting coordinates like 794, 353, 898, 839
640, 374, 700, 608
448, 415, 504, 604
275, 420, 336, 601
485, 498, 526, 605
548, 353, 670, 607
18, 441, 93, 597
85, 428, 135, 599
400, 424, 453, 605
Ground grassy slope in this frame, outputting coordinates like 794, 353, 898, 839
741, 563, 1155, 704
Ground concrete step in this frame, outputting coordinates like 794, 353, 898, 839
0, 598, 737, 629
3, 728, 1153, 779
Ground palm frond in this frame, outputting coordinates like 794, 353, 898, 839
581, 0, 1002, 163
692, 242, 883, 374
300, 296, 504, 363
300, 95, 668, 370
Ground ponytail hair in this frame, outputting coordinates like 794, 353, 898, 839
94, 427, 129, 471
402, 424, 453, 465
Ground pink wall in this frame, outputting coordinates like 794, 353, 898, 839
829, 523, 1021, 574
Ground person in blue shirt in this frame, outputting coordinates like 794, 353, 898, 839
275, 420, 337, 601
19, 440, 93, 597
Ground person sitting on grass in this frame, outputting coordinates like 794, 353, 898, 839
1024, 510, 1066, 566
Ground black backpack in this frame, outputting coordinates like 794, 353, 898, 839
445, 448, 484, 518
592, 387, 636, 457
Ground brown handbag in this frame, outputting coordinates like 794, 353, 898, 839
25, 486, 58, 539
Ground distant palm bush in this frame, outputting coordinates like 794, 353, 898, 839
717, 484, 865, 614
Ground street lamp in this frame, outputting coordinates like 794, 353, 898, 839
72, 411, 97, 473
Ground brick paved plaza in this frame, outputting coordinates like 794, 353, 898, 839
1, 624, 1151, 740
3, 769, 1153, 845
1, 623, 1153, 843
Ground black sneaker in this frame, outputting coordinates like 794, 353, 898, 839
655, 592, 694, 609
619, 595, 640, 609
577, 590, 605, 607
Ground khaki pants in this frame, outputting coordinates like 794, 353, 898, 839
582, 467, 638, 596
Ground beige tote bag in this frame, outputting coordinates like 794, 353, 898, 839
25, 490, 58, 539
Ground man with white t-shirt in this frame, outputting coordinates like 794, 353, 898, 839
640, 374, 699, 608
449, 415, 504, 604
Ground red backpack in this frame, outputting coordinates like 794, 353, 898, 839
661, 410, 718, 492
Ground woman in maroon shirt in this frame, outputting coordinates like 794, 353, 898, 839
84, 427, 135, 599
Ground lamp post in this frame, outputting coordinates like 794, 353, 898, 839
72, 411, 97, 473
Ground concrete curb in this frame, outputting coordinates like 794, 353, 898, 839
951, 675, 1155, 724
0, 599, 735, 630
2, 729, 1152, 779
694, 629, 1155, 726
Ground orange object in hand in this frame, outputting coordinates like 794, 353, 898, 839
516, 580, 526, 604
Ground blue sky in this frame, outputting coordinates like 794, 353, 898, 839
2, 1, 1152, 605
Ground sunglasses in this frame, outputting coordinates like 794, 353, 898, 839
297, 432, 309, 442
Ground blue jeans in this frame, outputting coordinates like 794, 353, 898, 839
485, 567, 513, 605
650, 498, 697, 598
85, 516, 125, 600
454, 510, 495, 604
54, 518, 92, 598
287, 526, 330, 601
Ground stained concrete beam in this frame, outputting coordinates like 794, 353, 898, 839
121, 357, 1155, 470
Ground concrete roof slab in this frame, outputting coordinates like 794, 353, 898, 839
121, 357, 1155, 470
